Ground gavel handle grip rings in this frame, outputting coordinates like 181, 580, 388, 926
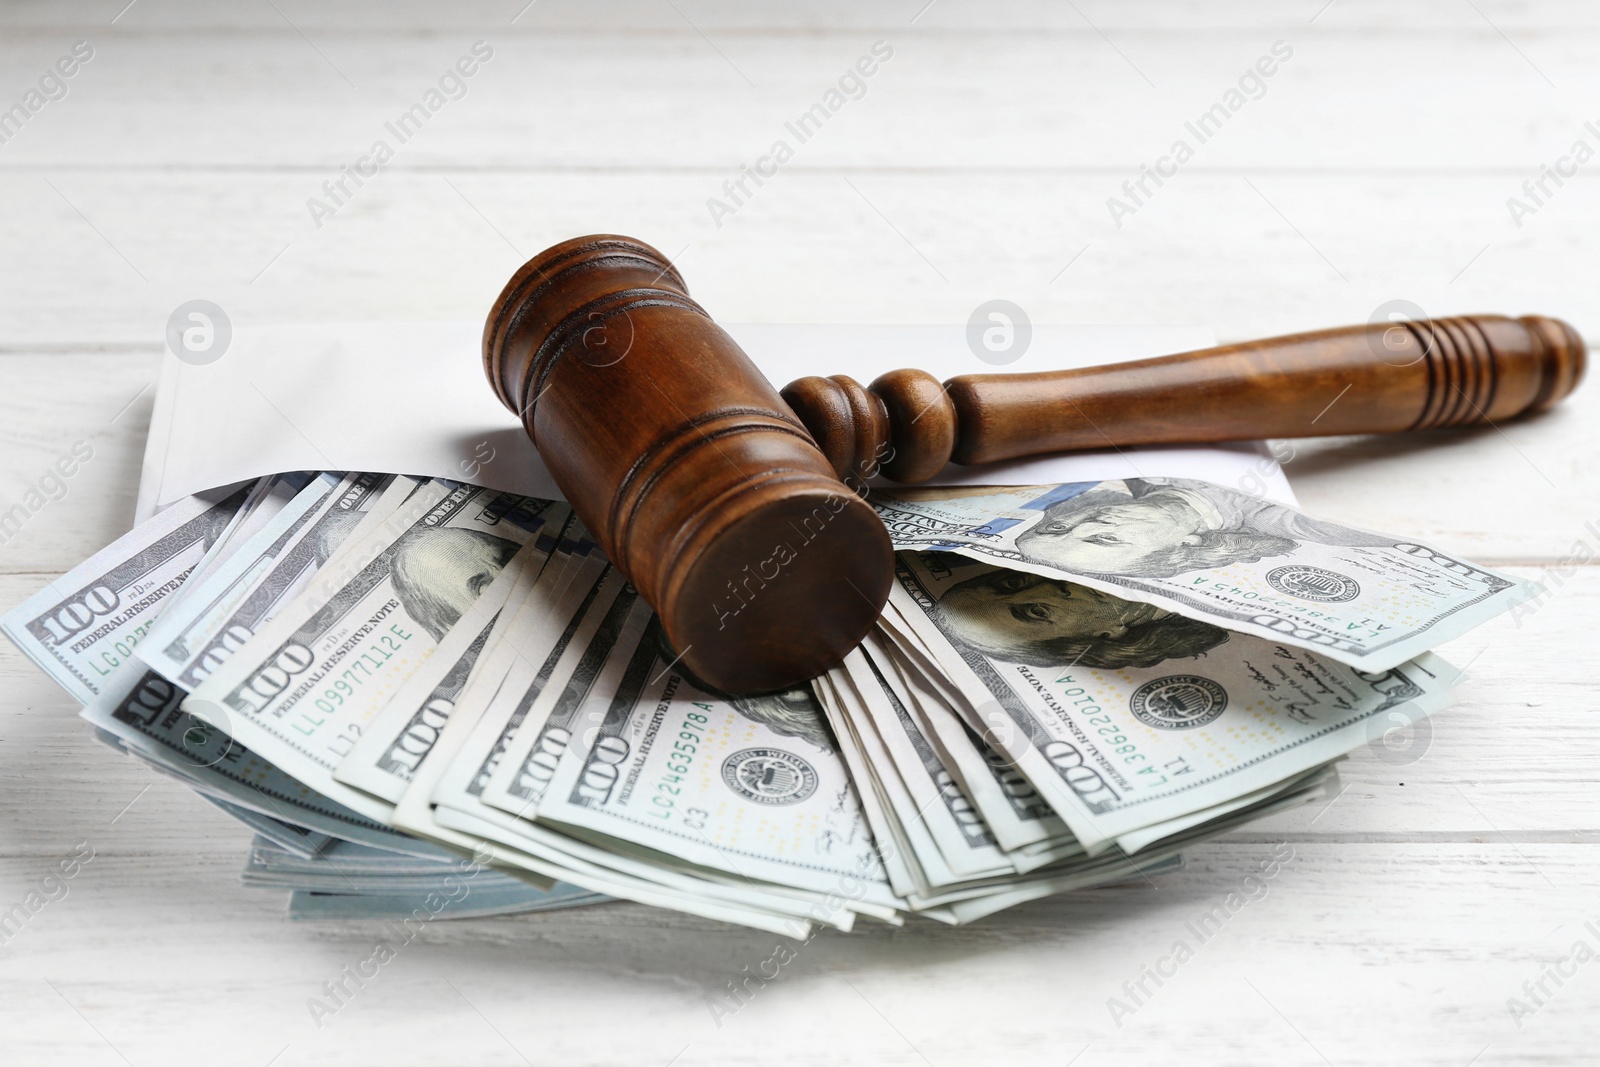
781, 314, 1586, 484
485, 234, 1586, 695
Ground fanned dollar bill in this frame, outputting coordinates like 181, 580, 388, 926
475, 567, 639, 821
388, 578, 835, 936
426, 537, 606, 800
2, 482, 255, 702
138, 473, 337, 684
419, 604, 883, 927
10, 466, 1518, 932
186, 483, 565, 821
814, 656, 1007, 901
139, 472, 403, 689
884, 550, 1456, 853
82, 661, 444, 857
857, 629, 1073, 863
333, 510, 589, 804
530, 606, 901, 908
181, 474, 311, 594
875, 478, 1539, 671
829, 647, 1014, 891
393, 546, 615, 820
408, 563, 893, 930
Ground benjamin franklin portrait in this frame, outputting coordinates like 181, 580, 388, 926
729, 687, 835, 754
1014, 477, 1397, 579
389, 528, 520, 641
933, 567, 1228, 669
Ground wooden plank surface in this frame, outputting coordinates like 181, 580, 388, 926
1, 3, 1596, 1064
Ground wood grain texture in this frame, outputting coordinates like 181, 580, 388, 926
485, 234, 891, 693
786, 315, 1584, 480
7, 172, 1600, 352
0, 3, 1596, 1063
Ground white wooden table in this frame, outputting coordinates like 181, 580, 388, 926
2, 3, 1597, 1064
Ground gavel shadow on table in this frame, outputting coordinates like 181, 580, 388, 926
483, 234, 1586, 695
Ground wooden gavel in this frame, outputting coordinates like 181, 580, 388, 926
484, 234, 1584, 695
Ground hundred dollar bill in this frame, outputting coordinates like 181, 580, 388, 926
426, 576, 882, 932
884, 550, 1457, 854
334, 612, 499, 798
457, 566, 851, 954
186, 483, 564, 821
1, 482, 254, 702
385, 592, 839, 936
356, 542, 609, 815
876, 598, 1286, 870
86, 722, 336, 856
875, 478, 1539, 671
173, 474, 295, 596
190, 473, 315, 584
140, 473, 411, 689
809, 672, 924, 898
285, 883, 607, 922
860, 628, 1072, 861
83, 661, 443, 857
815, 665, 1161, 914
332, 509, 587, 804
140, 473, 340, 684
476, 567, 638, 820
530, 607, 901, 907
828, 648, 1014, 890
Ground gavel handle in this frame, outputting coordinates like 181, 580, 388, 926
781, 314, 1587, 484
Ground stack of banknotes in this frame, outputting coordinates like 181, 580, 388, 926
2, 472, 1534, 935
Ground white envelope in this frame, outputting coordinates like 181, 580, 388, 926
136, 321, 1293, 520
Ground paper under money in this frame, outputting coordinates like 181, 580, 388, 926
1, 483, 254, 702
884, 550, 1456, 853
875, 477, 1538, 671
186, 483, 564, 821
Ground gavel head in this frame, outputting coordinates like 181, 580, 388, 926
484, 235, 893, 695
